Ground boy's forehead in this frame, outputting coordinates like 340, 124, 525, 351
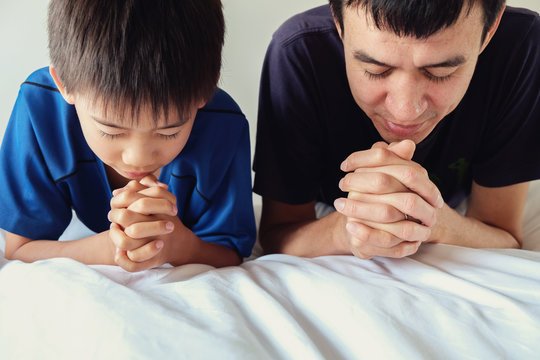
81, 95, 190, 127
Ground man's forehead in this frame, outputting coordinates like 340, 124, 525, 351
342, 1, 484, 40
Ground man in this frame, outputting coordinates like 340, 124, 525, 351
253, 0, 540, 259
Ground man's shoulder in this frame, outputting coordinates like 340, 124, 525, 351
272, 5, 337, 46
496, 7, 540, 44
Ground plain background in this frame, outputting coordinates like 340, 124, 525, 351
0, 0, 538, 156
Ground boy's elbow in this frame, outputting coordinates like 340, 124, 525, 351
4, 233, 33, 261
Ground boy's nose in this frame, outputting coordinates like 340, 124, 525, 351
122, 143, 154, 168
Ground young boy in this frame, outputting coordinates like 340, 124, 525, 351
0, 0, 256, 272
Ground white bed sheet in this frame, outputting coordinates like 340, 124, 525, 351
1, 181, 539, 360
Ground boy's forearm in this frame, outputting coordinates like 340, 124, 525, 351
5, 231, 117, 265
168, 229, 243, 268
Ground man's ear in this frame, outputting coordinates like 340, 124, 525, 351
332, 12, 343, 39
480, 5, 505, 53
49, 66, 75, 104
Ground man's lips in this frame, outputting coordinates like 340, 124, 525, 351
385, 120, 423, 137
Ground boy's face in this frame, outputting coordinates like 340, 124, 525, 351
338, 4, 498, 144
74, 97, 200, 182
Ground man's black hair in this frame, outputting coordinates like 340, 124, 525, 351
329, 0, 505, 40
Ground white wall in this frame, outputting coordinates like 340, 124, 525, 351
1, 0, 538, 149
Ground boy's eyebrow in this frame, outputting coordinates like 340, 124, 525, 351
91, 116, 185, 129
352, 50, 466, 69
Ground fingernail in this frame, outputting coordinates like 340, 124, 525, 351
165, 222, 174, 231
334, 198, 345, 211
156, 241, 164, 249
340, 160, 348, 170
116, 248, 121, 254
338, 178, 344, 190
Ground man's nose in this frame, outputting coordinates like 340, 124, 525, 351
385, 74, 428, 123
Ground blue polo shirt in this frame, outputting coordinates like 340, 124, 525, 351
0, 67, 256, 257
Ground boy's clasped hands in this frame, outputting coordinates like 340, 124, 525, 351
108, 175, 186, 272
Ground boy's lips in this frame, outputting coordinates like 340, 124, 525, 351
123, 171, 154, 180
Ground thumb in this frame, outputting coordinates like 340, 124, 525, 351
387, 139, 416, 160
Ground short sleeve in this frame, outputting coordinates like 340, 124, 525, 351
0, 88, 72, 239
473, 14, 540, 187
189, 119, 256, 258
253, 30, 326, 204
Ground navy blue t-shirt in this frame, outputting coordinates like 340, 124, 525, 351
253, 6, 540, 208
0, 67, 256, 257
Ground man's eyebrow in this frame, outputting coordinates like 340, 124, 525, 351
91, 116, 185, 129
422, 55, 466, 68
352, 50, 466, 68
353, 50, 388, 67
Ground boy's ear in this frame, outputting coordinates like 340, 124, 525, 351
196, 98, 207, 109
49, 66, 75, 104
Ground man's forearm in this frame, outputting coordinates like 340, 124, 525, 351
260, 211, 350, 257
430, 204, 521, 248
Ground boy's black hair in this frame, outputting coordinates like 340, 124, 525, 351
329, 0, 505, 41
48, 0, 225, 123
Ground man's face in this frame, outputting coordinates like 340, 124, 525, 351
74, 97, 199, 182
340, 4, 490, 143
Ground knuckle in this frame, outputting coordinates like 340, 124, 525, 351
401, 167, 418, 183
116, 209, 131, 224
372, 147, 389, 163
398, 222, 416, 240
379, 231, 396, 248
125, 263, 138, 273
377, 204, 396, 222
426, 208, 437, 227
401, 193, 418, 214
127, 180, 140, 188
345, 199, 357, 215
124, 224, 139, 238
372, 173, 392, 191
342, 173, 353, 189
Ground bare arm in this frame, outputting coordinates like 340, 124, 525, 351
259, 199, 349, 257
261, 141, 528, 258
430, 181, 528, 248
4, 230, 116, 265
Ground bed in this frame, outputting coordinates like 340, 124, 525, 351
1, 181, 540, 359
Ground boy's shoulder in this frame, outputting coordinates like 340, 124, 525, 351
9, 67, 92, 181
200, 88, 244, 118
23, 67, 59, 90
195, 88, 249, 133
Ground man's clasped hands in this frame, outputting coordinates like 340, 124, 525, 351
334, 139, 445, 260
